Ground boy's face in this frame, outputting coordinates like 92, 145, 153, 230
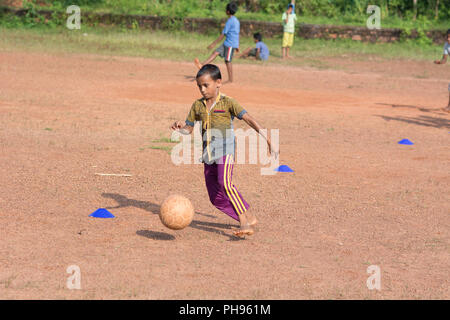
287, 7, 293, 14
196, 74, 221, 100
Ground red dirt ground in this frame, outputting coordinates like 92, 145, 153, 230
0, 51, 449, 299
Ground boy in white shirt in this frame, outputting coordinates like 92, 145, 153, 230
281, 1, 297, 59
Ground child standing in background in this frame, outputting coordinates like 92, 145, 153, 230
434, 29, 450, 113
194, 2, 240, 83
281, 1, 297, 59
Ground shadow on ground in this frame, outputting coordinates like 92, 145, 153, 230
180, 74, 196, 82
136, 230, 175, 240
375, 103, 442, 113
375, 114, 450, 129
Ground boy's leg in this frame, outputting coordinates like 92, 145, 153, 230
238, 47, 252, 58
195, 51, 220, 69
201, 51, 221, 66
445, 91, 450, 112
204, 160, 240, 221
208, 154, 255, 236
444, 84, 450, 112
220, 154, 256, 237
225, 61, 233, 83
448, 84, 450, 108
287, 33, 294, 58
223, 46, 235, 83
282, 32, 290, 59
247, 48, 259, 60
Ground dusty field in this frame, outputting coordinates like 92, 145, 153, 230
0, 50, 449, 299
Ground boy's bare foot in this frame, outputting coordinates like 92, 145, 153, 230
231, 210, 257, 237
232, 224, 254, 238
441, 106, 450, 113
194, 58, 202, 69
245, 211, 258, 226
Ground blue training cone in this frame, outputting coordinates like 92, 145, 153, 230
89, 208, 115, 218
275, 165, 294, 172
398, 139, 414, 145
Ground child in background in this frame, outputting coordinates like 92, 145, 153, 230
194, 2, 240, 83
434, 29, 450, 113
238, 32, 270, 61
281, 1, 297, 59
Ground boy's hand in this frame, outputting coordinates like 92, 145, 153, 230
267, 140, 279, 159
235, 47, 240, 53
170, 120, 185, 131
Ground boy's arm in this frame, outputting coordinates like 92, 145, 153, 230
173, 102, 197, 134
242, 113, 278, 158
207, 34, 225, 50
282, 12, 288, 24
170, 120, 193, 135
434, 54, 448, 64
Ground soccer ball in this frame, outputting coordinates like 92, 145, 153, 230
159, 194, 194, 230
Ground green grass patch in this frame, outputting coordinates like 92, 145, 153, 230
147, 145, 173, 154
142, 134, 179, 154
151, 137, 178, 143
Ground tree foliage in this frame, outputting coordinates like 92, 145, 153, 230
4, 0, 450, 22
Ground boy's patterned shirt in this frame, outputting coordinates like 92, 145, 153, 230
185, 93, 247, 164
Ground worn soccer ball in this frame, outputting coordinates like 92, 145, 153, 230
159, 194, 194, 230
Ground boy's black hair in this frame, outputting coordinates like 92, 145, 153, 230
253, 32, 262, 42
447, 29, 450, 35
196, 64, 222, 80
288, 4, 294, 9
226, 2, 238, 15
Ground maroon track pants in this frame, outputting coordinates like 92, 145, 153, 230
203, 154, 250, 221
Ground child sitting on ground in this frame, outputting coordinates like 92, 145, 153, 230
238, 32, 270, 61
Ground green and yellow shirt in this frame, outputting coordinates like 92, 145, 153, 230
185, 93, 247, 164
